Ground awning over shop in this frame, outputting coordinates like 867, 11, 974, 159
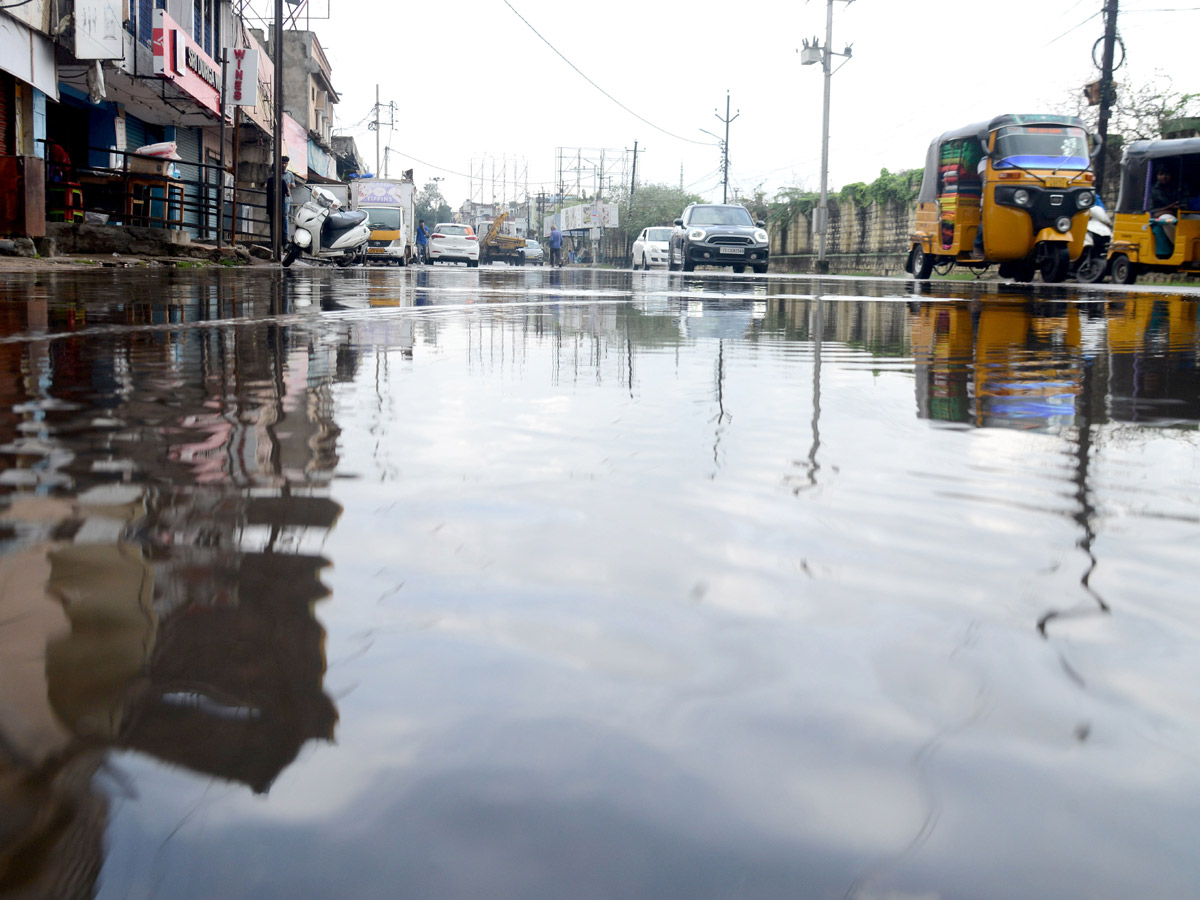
305, 168, 341, 185
0, 15, 58, 99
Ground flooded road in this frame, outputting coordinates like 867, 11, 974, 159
2, 265, 1200, 900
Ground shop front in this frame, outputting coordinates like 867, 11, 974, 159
0, 9, 57, 236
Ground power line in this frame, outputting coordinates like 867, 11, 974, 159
1045, 9, 1101, 44
501, 0, 717, 148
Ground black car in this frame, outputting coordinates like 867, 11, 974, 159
668, 203, 770, 273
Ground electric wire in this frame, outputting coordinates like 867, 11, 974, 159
501, 0, 717, 147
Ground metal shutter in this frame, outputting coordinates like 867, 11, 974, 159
174, 126, 202, 236
124, 115, 147, 154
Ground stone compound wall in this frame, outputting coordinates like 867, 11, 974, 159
772, 199, 916, 276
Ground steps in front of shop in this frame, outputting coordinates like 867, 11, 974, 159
45, 223, 250, 262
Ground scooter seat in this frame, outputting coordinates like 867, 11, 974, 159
327, 209, 367, 230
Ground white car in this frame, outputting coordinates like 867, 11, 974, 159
631, 226, 672, 269
428, 223, 479, 266
522, 239, 545, 265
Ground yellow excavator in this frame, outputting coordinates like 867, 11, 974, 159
479, 212, 528, 266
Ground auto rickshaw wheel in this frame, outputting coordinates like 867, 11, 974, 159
911, 244, 934, 280
1039, 244, 1070, 283
1110, 253, 1138, 285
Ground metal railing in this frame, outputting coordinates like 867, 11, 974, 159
39, 141, 275, 247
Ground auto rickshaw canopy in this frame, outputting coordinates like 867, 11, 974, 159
917, 114, 1090, 204
1116, 138, 1200, 214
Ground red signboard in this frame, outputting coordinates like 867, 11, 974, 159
152, 8, 221, 116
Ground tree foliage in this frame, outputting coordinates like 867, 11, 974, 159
612, 182, 705, 252
1065, 74, 1200, 142
764, 168, 919, 232
414, 182, 452, 227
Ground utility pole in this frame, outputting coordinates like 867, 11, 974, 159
1094, 0, 1119, 197
218, 51, 226, 247
801, 0, 854, 273
629, 141, 639, 258
375, 84, 380, 177
271, 0, 283, 261
716, 93, 738, 204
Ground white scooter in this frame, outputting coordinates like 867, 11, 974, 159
1074, 203, 1113, 284
283, 185, 371, 268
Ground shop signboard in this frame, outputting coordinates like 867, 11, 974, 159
283, 114, 308, 176
74, 0, 124, 60
236, 35, 274, 133
559, 202, 619, 231
152, 8, 221, 116
228, 48, 259, 106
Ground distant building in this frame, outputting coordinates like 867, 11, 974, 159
331, 134, 366, 182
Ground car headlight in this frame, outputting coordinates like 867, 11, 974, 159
1055, 216, 1072, 233
753, 229, 769, 244
1076, 190, 1094, 209
1013, 189, 1031, 207
688, 228, 706, 241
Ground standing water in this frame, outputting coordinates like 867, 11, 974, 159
1, 266, 1199, 900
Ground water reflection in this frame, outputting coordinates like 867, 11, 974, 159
2, 268, 1200, 899
0, 283, 342, 898
910, 295, 1200, 429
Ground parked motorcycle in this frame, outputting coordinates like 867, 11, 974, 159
283, 186, 371, 268
1073, 202, 1113, 284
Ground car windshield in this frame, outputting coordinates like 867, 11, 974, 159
687, 206, 754, 226
646, 228, 671, 241
526, 240, 541, 249
435, 224, 468, 236
365, 208, 400, 230
993, 125, 1090, 171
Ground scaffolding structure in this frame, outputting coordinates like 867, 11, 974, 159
468, 154, 531, 209
553, 147, 632, 211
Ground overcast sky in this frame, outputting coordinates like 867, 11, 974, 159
246, 0, 1195, 208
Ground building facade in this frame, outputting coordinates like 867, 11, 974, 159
1, 0, 351, 245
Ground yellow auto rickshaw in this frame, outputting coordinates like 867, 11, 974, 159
1106, 138, 1200, 284
908, 114, 1099, 283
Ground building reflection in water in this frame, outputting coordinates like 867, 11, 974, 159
0, 273, 343, 900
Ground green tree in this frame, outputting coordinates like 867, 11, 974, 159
1065, 74, 1200, 142
415, 182, 452, 227
612, 182, 705, 259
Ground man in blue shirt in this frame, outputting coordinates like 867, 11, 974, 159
416, 220, 429, 264
549, 224, 563, 267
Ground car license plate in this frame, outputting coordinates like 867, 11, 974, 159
368, 248, 385, 253
1044, 176, 1068, 188
719, 246, 743, 255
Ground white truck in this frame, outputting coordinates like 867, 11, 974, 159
351, 177, 416, 265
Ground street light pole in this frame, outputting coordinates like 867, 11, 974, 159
801, 0, 853, 273
817, 0, 834, 271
